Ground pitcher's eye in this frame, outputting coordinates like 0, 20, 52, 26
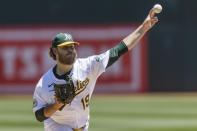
61, 45, 74, 50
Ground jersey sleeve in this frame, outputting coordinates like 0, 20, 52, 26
87, 50, 110, 77
33, 79, 48, 112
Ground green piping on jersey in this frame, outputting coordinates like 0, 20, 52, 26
106, 41, 128, 68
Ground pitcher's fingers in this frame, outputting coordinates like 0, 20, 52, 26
152, 17, 158, 22
151, 19, 158, 26
149, 9, 155, 18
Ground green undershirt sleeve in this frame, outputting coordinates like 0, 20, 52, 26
35, 107, 48, 122
106, 41, 128, 68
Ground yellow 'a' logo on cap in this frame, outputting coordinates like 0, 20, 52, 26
64, 34, 72, 41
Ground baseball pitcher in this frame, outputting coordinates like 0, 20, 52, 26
33, 9, 158, 131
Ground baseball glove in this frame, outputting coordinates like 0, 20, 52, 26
54, 77, 75, 104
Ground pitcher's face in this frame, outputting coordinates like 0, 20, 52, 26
56, 45, 77, 65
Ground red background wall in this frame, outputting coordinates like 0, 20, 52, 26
0, 24, 148, 94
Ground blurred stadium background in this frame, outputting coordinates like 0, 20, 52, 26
0, 0, 197, 131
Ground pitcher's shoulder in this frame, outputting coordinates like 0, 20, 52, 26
74, 57, 92, 69
35, 67, 54, 90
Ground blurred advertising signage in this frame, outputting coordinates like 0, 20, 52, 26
0, 25, 148, 94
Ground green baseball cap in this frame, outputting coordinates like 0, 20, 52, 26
52, 33, 79, 47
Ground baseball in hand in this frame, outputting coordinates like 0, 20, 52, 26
153, 4, 162, 14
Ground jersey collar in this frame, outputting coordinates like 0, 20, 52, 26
52, 65, 72, 80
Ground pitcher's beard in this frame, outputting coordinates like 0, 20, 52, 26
58, 52, 77, 65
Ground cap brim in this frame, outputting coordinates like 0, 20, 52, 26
57, 41, 79, 47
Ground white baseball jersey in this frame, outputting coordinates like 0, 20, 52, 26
33, 50, 110, 129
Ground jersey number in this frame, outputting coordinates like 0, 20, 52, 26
81, 94, 90, 110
